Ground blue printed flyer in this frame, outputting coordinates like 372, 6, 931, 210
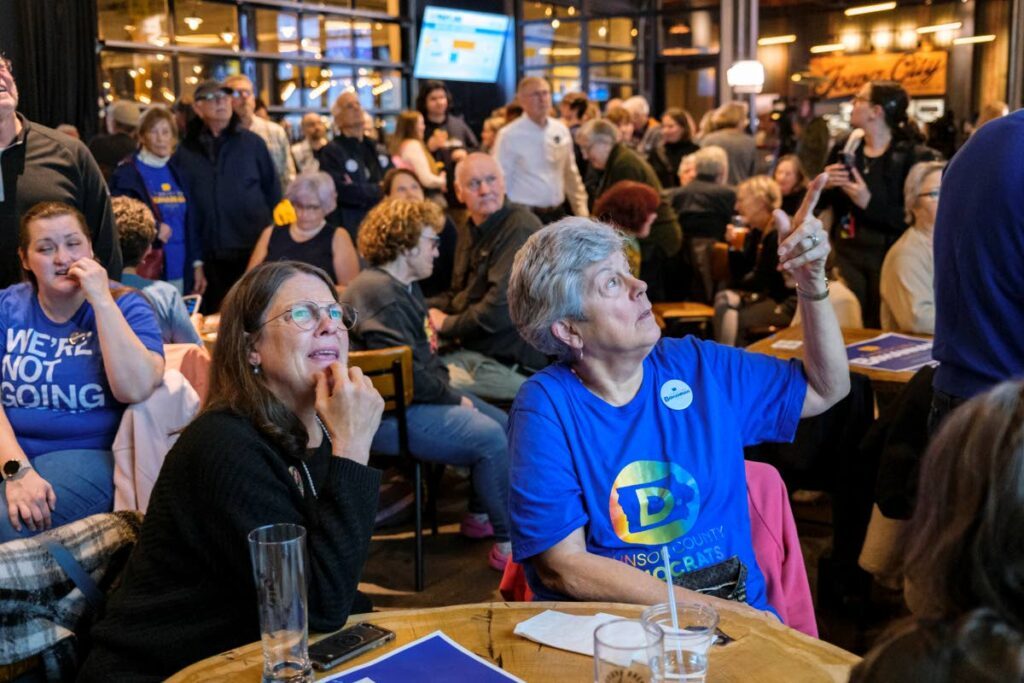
322, 631, 524, 683
846, 333, 935, 373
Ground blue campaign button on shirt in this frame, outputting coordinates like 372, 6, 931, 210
660, 379, 693, 411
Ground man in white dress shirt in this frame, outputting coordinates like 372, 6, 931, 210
493, 77, 589, 224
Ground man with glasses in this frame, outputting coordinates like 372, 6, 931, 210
492, 77, 589, 224
0, 55, 121, 288
224, 74, 295, 194
426, 153, 545, 400
173, 78, 280, 313
318, 91, 392, 242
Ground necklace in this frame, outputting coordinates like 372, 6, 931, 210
300, 416, 332, 500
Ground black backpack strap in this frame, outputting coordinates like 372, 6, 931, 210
37, 536, 105, 611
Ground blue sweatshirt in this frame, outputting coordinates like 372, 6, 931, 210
933, 109, 1024, 398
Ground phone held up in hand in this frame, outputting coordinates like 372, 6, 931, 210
308, 622, 396, 671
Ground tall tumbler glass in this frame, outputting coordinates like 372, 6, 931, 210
641, 603, 718, 682
593, 619, 664, 683
248, 523, 313, 683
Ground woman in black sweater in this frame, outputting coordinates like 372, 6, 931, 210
79, 261, 384, 681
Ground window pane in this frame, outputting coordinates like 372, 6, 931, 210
255, 8, 299, 56
355, 20, 402, 62
588, 17, 637, 63
354, 0, 401, 15
524, 66, 581, 101
524, 21, 583, 67
321, 16, 355, 60
523, 2, 579, 22
98, 0, 170, 47
256, 61, 302, 109
176, 55, 243, 98
660, 11, 720, 56
99, 50, 175, 106
304, 66, 354, 109
355, 68, 403, 111
173, 1, 239, 50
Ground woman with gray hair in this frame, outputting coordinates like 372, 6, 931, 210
879, 160, 946, 334
246, 171, 360, 286
506, 174, 849, 622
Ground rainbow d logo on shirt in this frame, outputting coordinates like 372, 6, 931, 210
609, 460, 700, 545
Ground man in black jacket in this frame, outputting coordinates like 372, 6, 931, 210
0, 55, 121, 288
427, 153, 545, 400
173, 79, 280, 313
319, 92, 391, 241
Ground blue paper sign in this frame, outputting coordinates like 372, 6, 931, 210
846, 333, 935, 373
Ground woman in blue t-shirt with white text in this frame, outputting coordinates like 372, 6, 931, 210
506, 174, 849, 622
0, 202, 164, 540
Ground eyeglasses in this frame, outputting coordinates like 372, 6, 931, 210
195, 91, 230, 102
293, 202, 323, 212
917, 190, 940, 199
421, 233, 441, 247
464, 175, 499, 192
259, 301, 358, 331
231, 88, 253, 98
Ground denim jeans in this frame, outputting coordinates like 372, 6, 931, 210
442, 349, 528, 402
0, 449, 114, 542
371, 392, 511, 541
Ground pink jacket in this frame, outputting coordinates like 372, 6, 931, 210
744, 460, 817, 637
112, 369, 200, 513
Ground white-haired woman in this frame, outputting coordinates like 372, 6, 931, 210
879, 160, 946, 334
247, 171, 360, 287
506, 175, 848, 619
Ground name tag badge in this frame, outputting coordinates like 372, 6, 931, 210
345, 159, 359, 174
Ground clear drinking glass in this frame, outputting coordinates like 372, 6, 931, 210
248, 523, 313, 683
593, 618, 664, 683
641, 603, 719, 682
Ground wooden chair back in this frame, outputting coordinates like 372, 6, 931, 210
348, 346, 414, 411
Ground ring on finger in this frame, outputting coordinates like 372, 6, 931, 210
809, 232, 821, 247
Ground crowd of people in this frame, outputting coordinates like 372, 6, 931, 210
1, 46, 1023, 681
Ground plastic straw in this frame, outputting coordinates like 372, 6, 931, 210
661, 545, 680, 630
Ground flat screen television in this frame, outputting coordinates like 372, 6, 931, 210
414, 7, 510, 83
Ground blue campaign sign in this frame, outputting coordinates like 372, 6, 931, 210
846, 332, 936, 373
323, 631, 523, 683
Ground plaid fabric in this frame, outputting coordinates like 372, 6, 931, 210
0, 511, 143, 678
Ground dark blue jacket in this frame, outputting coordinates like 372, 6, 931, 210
172, 116, 280, 260
109, 155, 201, 293
933, 109, 1024, 398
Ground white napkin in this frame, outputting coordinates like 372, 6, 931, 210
513, 610, 623, 656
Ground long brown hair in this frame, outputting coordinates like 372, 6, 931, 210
203, 261, 339, 459
903, 380, 1024, 629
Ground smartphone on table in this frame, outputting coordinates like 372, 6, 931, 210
182, 294, 202, 316
309, 622, 396, 671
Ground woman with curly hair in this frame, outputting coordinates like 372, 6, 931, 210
343, 199, 512, 571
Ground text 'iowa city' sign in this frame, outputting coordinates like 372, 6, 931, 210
808, 50, 947, 99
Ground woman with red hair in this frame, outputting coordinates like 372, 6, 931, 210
592, 180, 660, 277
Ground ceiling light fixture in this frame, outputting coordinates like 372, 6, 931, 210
669, 24, 691, 35
916, 21, 961, 33
757, 34, 796, 45
952, 34, 995, 44
810, 43, 845, 53
844, 2, 896, 16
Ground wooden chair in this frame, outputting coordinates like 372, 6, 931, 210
348, 346, 436, 592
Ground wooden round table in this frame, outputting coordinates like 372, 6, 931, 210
168, 601, 859, 682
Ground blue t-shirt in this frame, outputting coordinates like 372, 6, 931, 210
508, 337, 807, 612
135, 156, 188, 281
0, 283, 165, 457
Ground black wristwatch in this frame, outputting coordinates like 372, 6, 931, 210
2, 459, 31, 482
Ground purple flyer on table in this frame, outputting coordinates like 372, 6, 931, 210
846, 333, 936, 373
322, 631, 524, 683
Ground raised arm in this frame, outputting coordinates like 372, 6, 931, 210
71, 258, 164, 404
246, 226, 273, 273
775, 174, 851, 417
